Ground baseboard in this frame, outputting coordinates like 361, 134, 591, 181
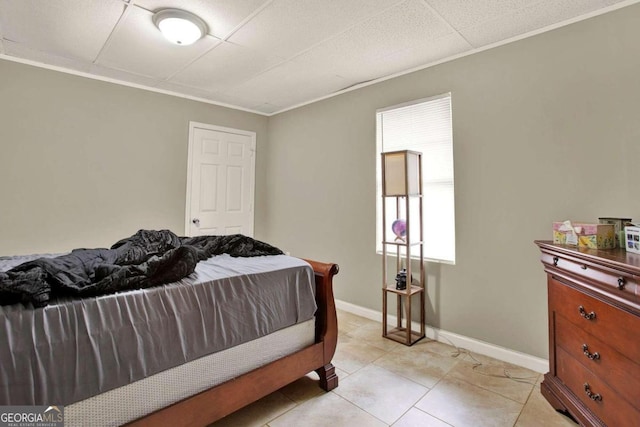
335, 299, 549, 374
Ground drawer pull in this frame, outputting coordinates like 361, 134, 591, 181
581, 264, 587, 270
584, 383, 602, 402
578, 306, 596, 320
582, 344, 600, 360
553, 256, 559, 266
617, 277, 626, 290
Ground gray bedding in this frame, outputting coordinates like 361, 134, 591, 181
0, 254, 316, 406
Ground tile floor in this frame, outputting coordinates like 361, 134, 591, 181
211, 311, 577, 427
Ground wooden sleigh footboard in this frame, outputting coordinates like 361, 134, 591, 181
127, 259, 339, 427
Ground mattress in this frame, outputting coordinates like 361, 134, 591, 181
66, 318, 316, 427
0, 253, 316, 406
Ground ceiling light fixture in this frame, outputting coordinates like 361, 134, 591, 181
153, 9, 207, 46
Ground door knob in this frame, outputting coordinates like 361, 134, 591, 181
192, 218, 200, 226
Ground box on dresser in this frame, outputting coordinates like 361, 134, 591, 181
552, 222, 615, 249
598, 217, 632, 249
535, 241, 640, 427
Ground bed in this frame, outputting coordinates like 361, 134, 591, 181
0, 239, 339, 426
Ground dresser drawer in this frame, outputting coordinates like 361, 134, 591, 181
542, 252, 639, 302
549, 278, 640, 362
556, 347, 640, 427
555, 312, 640, 406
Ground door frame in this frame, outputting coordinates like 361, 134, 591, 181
185, 121, 257, 236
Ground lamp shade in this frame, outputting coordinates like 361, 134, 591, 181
153, 9, 207, 46
382, 150, 421, 196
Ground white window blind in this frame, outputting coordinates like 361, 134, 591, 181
376, 93, 455, 263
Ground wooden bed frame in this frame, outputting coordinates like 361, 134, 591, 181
126, 259, 339, 427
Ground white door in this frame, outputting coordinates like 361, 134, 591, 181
186, 122, 256, 237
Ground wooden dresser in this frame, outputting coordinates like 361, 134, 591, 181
536, 241, 640, 427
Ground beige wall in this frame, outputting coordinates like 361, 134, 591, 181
0, 60, 269, 255
263, 5, 640, 358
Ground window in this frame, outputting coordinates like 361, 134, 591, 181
376, 93, 455, 263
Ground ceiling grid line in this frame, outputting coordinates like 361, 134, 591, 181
418, 0, 474, 49
213, 0, 411, 98
162, 39, 223, 83
91, 3, 134, 64
219, 0, 274, 41
275, 0, 410, 63
128, 0, 273, 84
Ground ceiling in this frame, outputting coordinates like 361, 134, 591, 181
0, 0, 635, 115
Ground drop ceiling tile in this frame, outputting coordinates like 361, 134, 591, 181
0, 0, 125, 62
268, 73, 348, 107
221, 58, 348, 108
424, 0, 537, 31
96, 5, 219, 79
89, 63, 161, 88
228, 0, 401, 59
133, 0, 268, 39
3, 39, 92, 72
459, 0, 627, 47
374, 32, 472, 76
169, 41, 284, 92
155, 80, 224, 100
294, 0, 465, 83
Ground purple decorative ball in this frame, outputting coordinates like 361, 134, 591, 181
391, 219, 407, 240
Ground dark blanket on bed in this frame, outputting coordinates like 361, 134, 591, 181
0, 230, 283, 308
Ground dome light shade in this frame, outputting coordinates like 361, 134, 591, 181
153, 9, 207, 46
